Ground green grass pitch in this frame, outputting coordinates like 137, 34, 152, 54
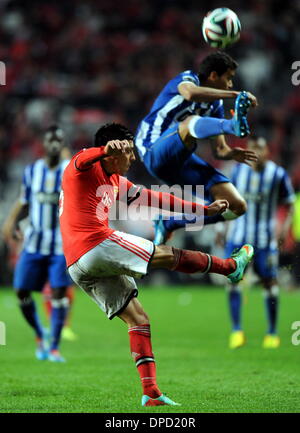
1, 285, 300, 413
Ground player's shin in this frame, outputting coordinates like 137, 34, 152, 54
128, 324, 161, 398
188, 116, 235, 139
263, 285, 279, 335
171, 248, 236, 276
50, 297, 69, 350
19, 296, 44, 339
227, 284, 242, 331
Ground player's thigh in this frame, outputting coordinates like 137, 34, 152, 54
14, 250, 48, 292
72, 231, 155, 280
144, 125, 193, 182
69, 262, 139, 320
179, 153, 230, 199
253, 248, 278, 280
48, 254, 72, 290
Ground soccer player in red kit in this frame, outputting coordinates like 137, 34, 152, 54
59, 123, 253, 406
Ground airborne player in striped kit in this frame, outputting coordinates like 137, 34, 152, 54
225, 136, 295, 349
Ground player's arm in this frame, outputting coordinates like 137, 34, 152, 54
278, 202, 295, 247
210, 135, 258, 165
2, 200, 29, 242
75, 141, 133, 170
178, 82, 257, 106
121, 181, 228, 217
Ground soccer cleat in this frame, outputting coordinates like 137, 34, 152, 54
48, 349, 66, 362
62, 326, 78, 341
153, 215, 172, 246
35, 337, 48, 361
229, 330, 246, 349
262, 334, 280, 349
142, 393, 180, 407
227, 244, 254, 284
232, 91, 251, 138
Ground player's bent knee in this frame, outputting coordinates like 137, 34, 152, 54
51, 286, 67, 299
178, 117, 197, 150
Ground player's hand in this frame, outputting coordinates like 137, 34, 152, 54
206, 199, 229, 216
231, 147, 258, 166
104, 140, 133, 156
246, 91, 258, 107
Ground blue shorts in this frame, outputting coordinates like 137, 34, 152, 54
143, 125, 229, 199
14, 250, 72, 292
225, 242, 278, 280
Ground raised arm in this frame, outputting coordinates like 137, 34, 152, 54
178, 82, 257, 106
122, 182, 229, 217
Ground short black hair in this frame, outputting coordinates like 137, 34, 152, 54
198, 51, 238, 81
94, 123, 134, 147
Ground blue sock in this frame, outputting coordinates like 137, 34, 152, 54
19, 298, 44, 339
228, 287, 242, 331
189, 116, 235, 138
264, 293, 278, 335
50, 298, 69, 351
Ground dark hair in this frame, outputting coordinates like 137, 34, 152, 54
94, 122, 134, 147
198, 51, 238, 81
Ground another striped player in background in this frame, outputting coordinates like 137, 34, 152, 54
225, 136, 295, 349
2, 125, 72, 362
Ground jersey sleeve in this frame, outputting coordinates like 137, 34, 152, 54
74, 147, 106, 171
179, 70, 199, 86
278, 171, 295, 204
19, 165, 32, 205
211, 100, 225, 119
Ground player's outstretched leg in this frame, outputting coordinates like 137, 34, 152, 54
118, 299, 180, 407
16, 291, 48, 360
151, 244, 254, 283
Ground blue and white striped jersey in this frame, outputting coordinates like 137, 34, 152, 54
135, 70, 224, 158
226, 161, 295, 249
20, 158, 69, 255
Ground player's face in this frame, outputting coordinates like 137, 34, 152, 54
43, 131, 64, 157
213, 68, 235, 90
114, 141, 136, 175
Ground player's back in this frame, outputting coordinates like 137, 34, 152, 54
135, 70, 224, 158
227, 160, 295, 249
22, 158, 69, 255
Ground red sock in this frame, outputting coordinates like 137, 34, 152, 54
172, 248, 236, 276
128, 324, 161, 398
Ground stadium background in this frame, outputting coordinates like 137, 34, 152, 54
0, 0, 300, 287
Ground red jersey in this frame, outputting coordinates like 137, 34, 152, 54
59, 148, 137, 267
60, 147, 207, 267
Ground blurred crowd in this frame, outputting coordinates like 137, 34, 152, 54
1, 0, 300, 285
